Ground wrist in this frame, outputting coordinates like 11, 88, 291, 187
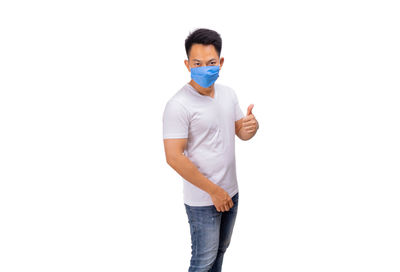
207, 182, 219, 196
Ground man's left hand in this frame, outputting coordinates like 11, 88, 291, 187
242, 104, 259, 134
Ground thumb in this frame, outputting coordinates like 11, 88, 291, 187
247, 104, 254, 116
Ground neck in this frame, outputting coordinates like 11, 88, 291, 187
189, 80, 215, 97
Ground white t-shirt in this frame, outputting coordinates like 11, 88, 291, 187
162, 83, 245, 206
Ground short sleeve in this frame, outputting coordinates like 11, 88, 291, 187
162, 100, 190, 139
232, 90, 244, 121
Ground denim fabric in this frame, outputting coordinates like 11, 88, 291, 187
184, 192, 239, 272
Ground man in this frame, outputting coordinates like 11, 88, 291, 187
162, 28, 259, 272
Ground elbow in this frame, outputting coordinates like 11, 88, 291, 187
166, 157, 175, 167
166, 154, 182, 168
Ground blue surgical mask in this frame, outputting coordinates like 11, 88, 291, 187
190, 65, 220, 88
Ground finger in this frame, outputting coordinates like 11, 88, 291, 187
243, 116, 254, 124
225, 199, 232, 210
245, 125, 255, 130
224, 204, 230, 212
245, 126, 257, 131
247, 104, 254, 116
229, 199, 234, 208
242, 119, 254, 127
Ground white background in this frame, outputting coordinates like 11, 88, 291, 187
1, 0, 399, 271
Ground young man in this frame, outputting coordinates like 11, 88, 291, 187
162, 28, 259, 272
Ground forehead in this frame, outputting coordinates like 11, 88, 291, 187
189, 43, 219, 61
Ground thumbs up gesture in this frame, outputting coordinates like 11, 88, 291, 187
242, 104, 259, 134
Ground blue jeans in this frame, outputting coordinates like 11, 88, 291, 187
184, 192, 239, 272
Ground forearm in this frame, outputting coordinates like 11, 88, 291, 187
167, 154, 218, 195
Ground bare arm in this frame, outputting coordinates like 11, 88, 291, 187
163, 138, 233, 211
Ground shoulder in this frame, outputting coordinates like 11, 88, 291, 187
164, 87, 190, 115
164, 84, 192, 111
164, 98, 189, 115
215, 83, 238, 102
215, 82, 233, 92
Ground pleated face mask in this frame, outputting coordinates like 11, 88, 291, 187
190, 65, 220, 88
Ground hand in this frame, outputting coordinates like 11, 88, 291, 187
242, 104, 259, 134
209, 186, 234, 212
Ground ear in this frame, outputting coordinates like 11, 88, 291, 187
184, 59, 191, 72
219, 57, 224, 69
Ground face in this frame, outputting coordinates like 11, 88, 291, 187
184, 43, 224, 72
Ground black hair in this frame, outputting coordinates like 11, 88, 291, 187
185, 28, 222, 58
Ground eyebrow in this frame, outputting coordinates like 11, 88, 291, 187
193, 58, 217, 62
